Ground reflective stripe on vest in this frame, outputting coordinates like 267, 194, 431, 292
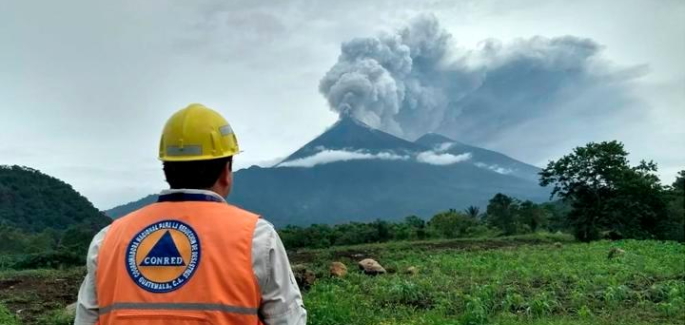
99, 302, 258, 315
96, 193, 262, 325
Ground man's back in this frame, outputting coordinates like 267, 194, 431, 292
75, 190, 307, 325
75, 104, 306, 325
97, 193, 261, 324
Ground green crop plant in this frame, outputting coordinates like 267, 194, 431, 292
1, 237, 683, 325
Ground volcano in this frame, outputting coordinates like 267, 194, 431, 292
106, 117, 549, 227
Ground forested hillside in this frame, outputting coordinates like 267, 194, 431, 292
0, 166, 110, 232
0, 165, 111, 268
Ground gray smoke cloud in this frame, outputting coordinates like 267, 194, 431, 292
319, 15, 644, 144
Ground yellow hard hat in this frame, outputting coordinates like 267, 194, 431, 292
159, 103, 239, 162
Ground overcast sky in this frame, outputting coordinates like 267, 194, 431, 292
1, 0, 683, 210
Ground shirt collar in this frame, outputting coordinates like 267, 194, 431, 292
159, 189, 227, 203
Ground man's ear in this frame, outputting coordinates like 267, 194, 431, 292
220, 161, 233, 186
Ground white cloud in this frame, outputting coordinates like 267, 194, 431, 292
475, 162, 513, 175
417, 152, 471, 166
434, 142, 454, 152
277, 150, 409, 168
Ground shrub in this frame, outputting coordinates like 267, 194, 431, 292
0, 304, 19, 325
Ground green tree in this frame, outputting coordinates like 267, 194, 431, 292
464, 206, 481, 219
0, 165, 110, 234
485, 193, 520, 235
0, 224, 28, 254
372, 219, 392, 242
517, 201, 549, 233
662, 170, 684, 241
429, 209, 479, 238
404, 215, 427, 240
59, 225, 95, 252
539, 141, 669, 242
541, 200, 571, 232
25, 229, 59, 254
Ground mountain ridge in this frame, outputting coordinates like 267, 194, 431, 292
279, 116, 427, 164
0, 165, 111, 233
106, 118, 550, 226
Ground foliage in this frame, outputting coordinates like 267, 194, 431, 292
662, 170, 684, 242
301, 239, 685, 325
280, 209, 496, 249
10, 251, 84, 270
428, 209, 481, 238
483, 194, 551, 236
210, 238, 685, 325
539, 141, 677, 242
280, 194, 572, 249
465, 206, 481, 219
0, 223, 98, 270
0, 303, 20, 325
0, 165, 111, 270
485, 194, 519, 235
0, 165, 110, 233
35, 309, 73, 325
5, 235, 682, 325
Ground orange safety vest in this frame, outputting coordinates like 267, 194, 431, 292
96, 192, 263, 325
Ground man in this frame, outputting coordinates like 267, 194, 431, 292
75, 103, 307, 325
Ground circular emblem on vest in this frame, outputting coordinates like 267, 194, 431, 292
125, 220, 201, 293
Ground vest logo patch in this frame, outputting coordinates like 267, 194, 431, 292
125, 220, 201, 293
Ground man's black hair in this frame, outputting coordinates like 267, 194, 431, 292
163, 156, 232, 189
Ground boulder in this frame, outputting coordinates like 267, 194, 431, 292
608, 247, 626, 259
330, 262, 347, 278
405, 266, 419, 275
65, 302, 77, 315
358, 258, 386, 275
292, 264, 316, 289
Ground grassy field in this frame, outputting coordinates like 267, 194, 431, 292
1, 233, 684, 325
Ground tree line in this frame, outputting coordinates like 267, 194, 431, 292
0, 140, 682, 269
280, 141, 683, 248
0, 165, 110, 269
278, 195, 570, 249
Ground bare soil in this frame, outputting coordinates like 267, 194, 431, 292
0, 270, 83, 324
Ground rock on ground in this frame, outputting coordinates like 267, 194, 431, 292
65, 302, 77, 315
358, 258, 386, 275
292, 264, 316, 289
330, 262, 348, 278
608, 247, 626, 259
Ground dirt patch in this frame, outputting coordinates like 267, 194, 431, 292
0, 270, 84, 324
0, 279, 21, 290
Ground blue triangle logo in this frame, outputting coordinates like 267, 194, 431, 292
139, 231, 186, 267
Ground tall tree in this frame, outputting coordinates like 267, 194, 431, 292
464, 206, 481, 219
486, 193, 520, 235
539, 141, 669, 241
517, 201, 549, 233
429, 210, 478, 238
663, 170, 684, 241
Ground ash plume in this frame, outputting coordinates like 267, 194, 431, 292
319, 14, 643, 145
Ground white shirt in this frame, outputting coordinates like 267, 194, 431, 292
74, 189, 307, 325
